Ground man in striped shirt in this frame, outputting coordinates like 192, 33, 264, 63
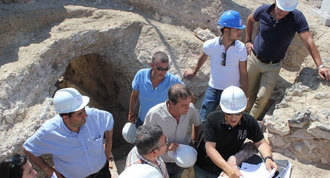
125, 125, 169, 178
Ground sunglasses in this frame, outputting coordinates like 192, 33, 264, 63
156, 66, 169, 71
9, 154, 26, 168
221, 52, 227, 66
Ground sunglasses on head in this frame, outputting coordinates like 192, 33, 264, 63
156, 66, 169, 71
221, 52, 227, 66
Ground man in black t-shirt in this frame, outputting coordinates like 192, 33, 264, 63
195, 86, 277, 178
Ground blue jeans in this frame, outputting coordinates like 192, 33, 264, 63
166, 163, 184, 178
194, 165, 218, 178
200, 87, 223, 122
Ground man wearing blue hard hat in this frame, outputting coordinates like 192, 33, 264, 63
184, 10, 249, 126
245, 0, 330, 120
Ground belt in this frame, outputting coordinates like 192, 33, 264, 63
252, 50, 280, 64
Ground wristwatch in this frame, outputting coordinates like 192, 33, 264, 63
318, 64, 325, 70
264, 156, 274, 162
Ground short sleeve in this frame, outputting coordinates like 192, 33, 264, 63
100, 110, 114, 131
253, 5, 268, 22
203, 39, 213, 56
23, 126, 52, 156
88, 108, 114, 132
239, 43, 248, 62
190, 104, 201, 126
204, 113, 219, 142
246, 115, 264, 143
132, 70, 142, 91
169, 74, 183, 86
294, 11, 309, 33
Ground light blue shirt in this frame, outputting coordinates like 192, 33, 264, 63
24, 107, 114, 178
132, 68, 183, 122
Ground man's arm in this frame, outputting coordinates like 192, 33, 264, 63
183, 53, 208, 79
23, 149, 63, 178
239, 61, 249, 98
104, 130, 113, 162
128, 90, 139, 122
205, 142, 242, 178
299, 31, 330, 81
255, 139, 277, 172
245, 13, 256, 55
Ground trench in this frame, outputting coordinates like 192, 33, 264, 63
56, 53, 134, 174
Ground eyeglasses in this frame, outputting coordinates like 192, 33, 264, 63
221, 52, 227, 66
156, 66, 169, 71
9, 154, 26, 168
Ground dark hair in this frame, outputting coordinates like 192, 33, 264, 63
59, 112, 74, 118
135, 125, 163, 155
168, 84, 192, 104
0, 154, 27, 178
152, 51, 169, 63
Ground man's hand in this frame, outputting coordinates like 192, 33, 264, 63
245, 42, 254, 55
183, 69, 196, 79
265, 159, 278, 172
318, 67, 330, 81
168, 142, 179, 151
228, 166, 243, 178
128, 113, 136, 123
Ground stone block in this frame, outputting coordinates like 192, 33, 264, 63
307, 122, 330, 140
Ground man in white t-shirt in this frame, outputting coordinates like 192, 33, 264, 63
184, 10, 248, 124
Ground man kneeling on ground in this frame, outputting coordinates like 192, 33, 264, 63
195, 86, 277, 178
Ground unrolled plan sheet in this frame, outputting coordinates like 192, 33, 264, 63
240, 162, 276, 178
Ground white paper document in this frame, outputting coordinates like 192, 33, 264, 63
240, 162, 276, 178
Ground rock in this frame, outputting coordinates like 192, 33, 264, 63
307, 122, 330, 140
193, 27, 216, 41
288, 110, 311, 128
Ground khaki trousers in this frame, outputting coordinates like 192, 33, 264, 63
247, 54, 281, 119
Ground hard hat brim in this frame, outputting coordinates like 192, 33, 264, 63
220, 102, 246, 114
74, 96, 90, 112
276, 0, 298, 12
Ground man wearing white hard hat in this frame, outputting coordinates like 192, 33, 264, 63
125, 125, 169, 178
195, 86, 277, 178
144, 84, 201, 178
23, 88, 114, 178
245, 0, 330, 120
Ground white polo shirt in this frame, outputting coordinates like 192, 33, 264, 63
203, 37, 247, 90
144, 102, 201, 163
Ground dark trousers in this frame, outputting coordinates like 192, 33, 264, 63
86, 161, 111, 178
166, 163, 184, 178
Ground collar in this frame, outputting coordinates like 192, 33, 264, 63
267, 3, 292, 21
59, 115, 79, 136
219, 37, 236, 47
220, 112, 243, 130
134, 147, 162, 168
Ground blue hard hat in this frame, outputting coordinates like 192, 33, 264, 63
217, 10, 246, 29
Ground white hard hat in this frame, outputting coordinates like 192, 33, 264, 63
168, 144, 197, 168
220, 86, 247, 114
122, 122, 136, 143
119, 164, 162, 178
53, 88, 90, 114
276, 0, 298, 12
